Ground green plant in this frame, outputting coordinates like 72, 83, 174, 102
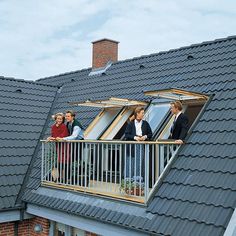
120, 178, 145, 196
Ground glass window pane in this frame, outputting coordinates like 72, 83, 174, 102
86, 108, 121, 139
102, 108, 133, 140
145, 103, 170, 132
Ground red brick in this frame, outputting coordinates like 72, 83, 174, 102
0, 217, 50, 236
92, 39, 119, 68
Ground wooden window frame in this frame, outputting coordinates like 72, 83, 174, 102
70, 97, 147, 140
144, 88, 208, 101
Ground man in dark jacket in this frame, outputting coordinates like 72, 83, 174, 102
169, 101, 189, 144
124, 107, 152, 182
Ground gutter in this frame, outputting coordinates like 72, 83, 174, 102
26, 203, 162, 236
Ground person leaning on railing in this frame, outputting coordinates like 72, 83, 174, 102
124, 106, 152, 182
47, 113, 69, 182
56, 110, 85, 185
56, 110, 84, 141
168, 101, 189, 144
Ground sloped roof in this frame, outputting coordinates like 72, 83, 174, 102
0, 77, 58, 210
2, 35, 236, 235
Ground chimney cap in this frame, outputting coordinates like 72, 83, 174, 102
92, 38, 120, 44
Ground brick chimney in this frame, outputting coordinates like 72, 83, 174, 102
92, 38, 119, 69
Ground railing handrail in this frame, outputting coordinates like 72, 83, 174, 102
40, 139, 179, 145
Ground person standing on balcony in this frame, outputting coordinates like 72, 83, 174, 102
56, 110, 84, 185
55, 110, 84, 141
168, 101, 189, 144
124, 107, 152, 184
47, 113, 69, 183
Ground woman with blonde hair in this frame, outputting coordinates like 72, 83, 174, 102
47, 113, 69, 183
48, 113, 69, 141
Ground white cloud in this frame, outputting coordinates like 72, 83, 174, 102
0, 0, 236, 80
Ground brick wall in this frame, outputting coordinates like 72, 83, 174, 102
0, 222, 14, 236
92, 38, 119, 68
0, 217, 49, 236
0, 217, 99, 236
28, 217, 49, 236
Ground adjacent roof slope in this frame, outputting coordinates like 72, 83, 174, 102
0, 77, 58, 210
20, 35, 236, 235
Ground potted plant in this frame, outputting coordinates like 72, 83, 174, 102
120, 178, 145, 196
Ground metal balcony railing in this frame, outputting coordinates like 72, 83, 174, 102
41, 140, 180, 204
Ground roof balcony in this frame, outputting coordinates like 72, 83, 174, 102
41, 140, 180, 204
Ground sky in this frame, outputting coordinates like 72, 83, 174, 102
0, 0, 236, 80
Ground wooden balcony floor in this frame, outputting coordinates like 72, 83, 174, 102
42, 180, 145, 204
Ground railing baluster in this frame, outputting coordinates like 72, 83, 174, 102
139, 144, 142, 197
124, 144, 127, 191
84, 143, 88, 188
78, 143, 80, 185
160, 144, 164, 174
134, 144, 137, 196
105, 144, 108, 188
167, 144, 169, 164
63, 142, 69, 184
155, 144, 159, 182
110, 144, 113, 192
45, 142, 48, 181
81, 143, 84, 187
72, 143, 74, 185
93, 143, 95, 185
170, 144, 174, 158
129, 144, 132, 195
41, 142, 44, 182
88, 143, 92, 188
99, 143, 102, 187
63, 142, 65, 185
115, 144, 117, 186
144, 144, 149, 202
119, 144, 122, 186
97, 145, 99, 185
152, 143, 154, 188
49, 143, 52, 182
52, 142, 54, 183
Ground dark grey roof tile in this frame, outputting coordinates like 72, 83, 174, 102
187, 131, 236, 144
182, 143, 235, 158
0, 78, 57, 210
164, 168, 236, 190
148, 197, 232, 227
156, 182, 236, 208
174, 155, 236, 173
11, 35, 236, 235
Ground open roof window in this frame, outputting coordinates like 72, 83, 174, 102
144, 88, 208, 101
100, 107, 135, 140
144, 88, 209, 140
71, 97, 147, 108
70, 97, 147, 140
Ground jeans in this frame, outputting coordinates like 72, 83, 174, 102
124, 144, 144, 182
